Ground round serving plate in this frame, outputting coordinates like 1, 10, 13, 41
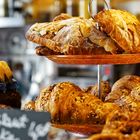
51, 123, 103, 136
46, 54, 140, 65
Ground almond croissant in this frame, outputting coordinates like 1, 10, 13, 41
95, 9, 140, 53
88, 110, 140, 140
105, 75, 140, 111
35, 82, 119, 124
26, 14, 118, 54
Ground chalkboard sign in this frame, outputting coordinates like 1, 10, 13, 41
0, 109, 51, 140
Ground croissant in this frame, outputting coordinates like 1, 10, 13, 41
87, 133, 127, 140
88, 131, 140, 140
84, 81, 111, 101
35, 82, 119, 124
35, 46, 62, 56
103, 110, 140, 134
94, 9, 140, 53
26, 14, 118, 54
105, 75, 140, 111
130, 86, 140, 102
88, 110, 140, 140
111, 75, 140, 92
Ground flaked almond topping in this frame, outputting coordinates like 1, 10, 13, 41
39, 30, 47, 36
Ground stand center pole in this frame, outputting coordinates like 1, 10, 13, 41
97, 65, 102, 99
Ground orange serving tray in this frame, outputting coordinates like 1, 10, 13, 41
46, 54, 140, 65
51, 124, 103, 136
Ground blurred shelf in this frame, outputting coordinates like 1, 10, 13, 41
0, 17, 25, 28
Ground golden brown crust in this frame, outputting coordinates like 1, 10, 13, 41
88, 133, 127, 140
26, 15, 118, 54
105, 89, 129, 103
95, 9, 140, 53
111, 75, 140, 91
103, 110, 140, 134
35, 84, 56, 112
130, 86, 140, 102
87, 110, 140, 140
53, 13, 72, 21
26, 27, 61, 52
24, 101, 35, 111
84, 81, 111, 101
105, 75, 140, 111
114, 95, 140, 111
35, 82, 119, 124
35, 46, 62, 56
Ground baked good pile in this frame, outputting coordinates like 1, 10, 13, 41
25, 8, 140, 139
24, 75, 140, 139
26, 9, 140, 55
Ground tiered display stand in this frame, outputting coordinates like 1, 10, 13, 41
34, 0, 140, 135
42, 0, 140, 136
45, 53, 140, 136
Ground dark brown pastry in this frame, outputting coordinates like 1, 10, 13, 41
0, 91, 21, 109
0, 61, 21, 109
84, 81, 111, 101
35, 46, 62, 56
94, 9, 140, 53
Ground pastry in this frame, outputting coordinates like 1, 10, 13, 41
24, 77, 140, 138
0, 90, 21, 109
94, 9, 140, 53
0, 61, 21, 108
103, 110, 140, 134
111, 75, 140, 92
84, 81, 111, 101
106, 75, 140, 102
53, 13, 72, 21
35, 46, 62, 56
88, 131, 140, 140
105, 75, 140, 111
88, 110, 140, 140
24, 101, 35, 111
87, 133, 127, 140
26, 14, 118, 54
35, 82, 119, 124
130, 86, 140, 102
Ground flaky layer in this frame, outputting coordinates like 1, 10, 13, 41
95, 9, 140, 53
26, 14, 118, 54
